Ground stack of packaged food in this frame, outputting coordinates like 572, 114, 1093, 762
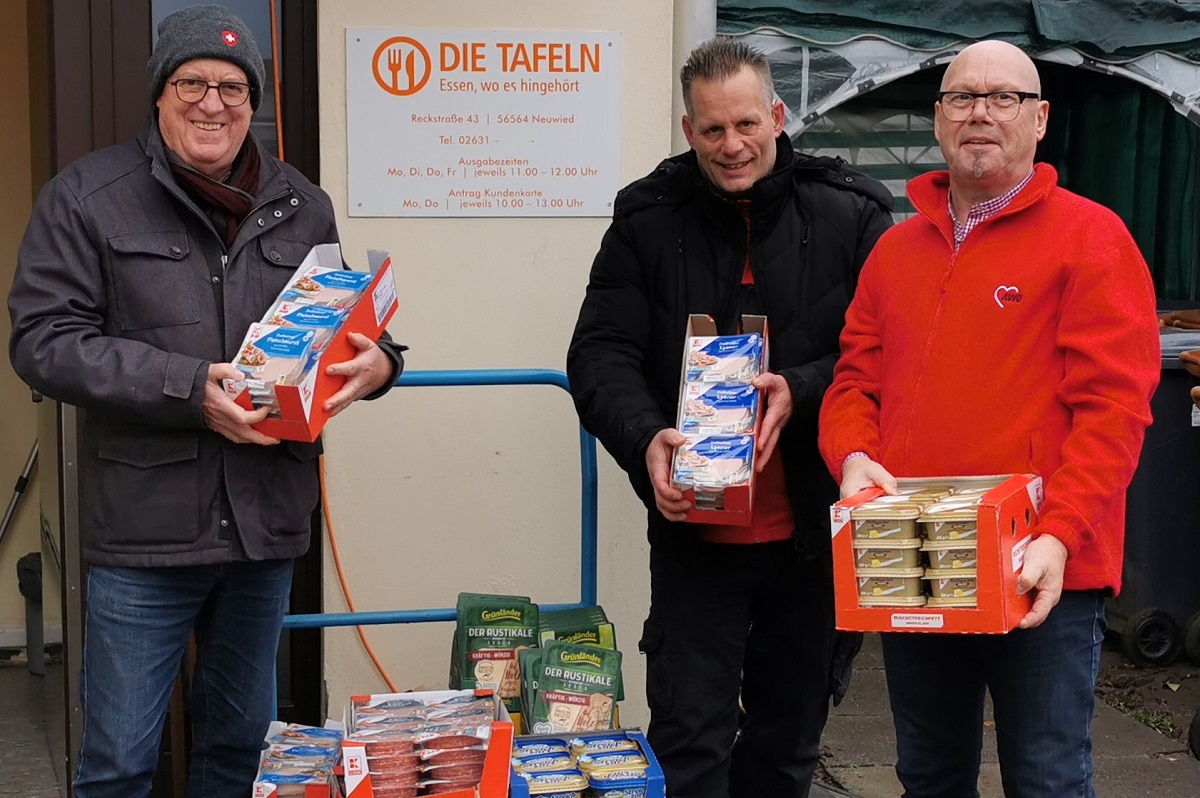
449, 592, 539, 719
253, 723, 343, 796
231, 264, 374, 417
671, 331, 765, 509
448, 594, 625, 734
346, 692, 495, 796
512, 732, 654, 798
851, 485, 990, 608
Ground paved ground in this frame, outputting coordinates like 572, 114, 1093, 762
6, 637, 1199, 797
816, 634, 1200, 797
0, 658, 65, 797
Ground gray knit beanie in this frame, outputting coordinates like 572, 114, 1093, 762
148, 4, 266, 111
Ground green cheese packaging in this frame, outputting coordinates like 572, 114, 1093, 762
449, 592, 539, 713
529, 641, 622, 735
537, 605, 623, 702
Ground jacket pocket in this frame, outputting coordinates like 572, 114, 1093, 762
268, 440, 322, 536
638, 617, 674, 719
107, 231, 201, 331
97, 428, 201, 545
260, 238, 324, 302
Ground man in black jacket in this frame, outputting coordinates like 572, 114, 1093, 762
8, 7, 404, 797
567, 39, 891, 798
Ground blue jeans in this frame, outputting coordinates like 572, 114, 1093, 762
881, 590, 1106, 798
74, 560, 294, 798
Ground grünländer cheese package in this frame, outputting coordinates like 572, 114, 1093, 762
527, 641, 622, 735
671, 315, 768, 525
226, 243, 398, 442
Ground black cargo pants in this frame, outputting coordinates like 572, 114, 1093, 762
639, 535, 849, 798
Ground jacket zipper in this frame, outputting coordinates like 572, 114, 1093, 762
901, 242, 957, 464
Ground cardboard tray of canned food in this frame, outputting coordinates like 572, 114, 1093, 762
508, 728, 665, 798
830, 474, 1044, 634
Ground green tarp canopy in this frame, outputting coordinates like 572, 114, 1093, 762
718, 1, 1200, 298
719, 0, 1200, 128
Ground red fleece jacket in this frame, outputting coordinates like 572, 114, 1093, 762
819, 164, 1160, 593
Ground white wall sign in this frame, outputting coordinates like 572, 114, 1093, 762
346, 29, 622, 217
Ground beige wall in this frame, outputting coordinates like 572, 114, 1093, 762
318, 2, 676, 724
0, 0, 59, 648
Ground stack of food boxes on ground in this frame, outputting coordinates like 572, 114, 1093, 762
852, 485, 992, 608
232, 264, 375, 418
672, 322, 765, 514
448, 594, 624, 736
343, 690, 499, 796
253, 722, 344, 796
510, 730, 664, 798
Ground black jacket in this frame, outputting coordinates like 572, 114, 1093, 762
8, 122, 405, 567
567, 135, 892, 552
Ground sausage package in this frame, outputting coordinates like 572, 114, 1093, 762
339, 688, 515, 798
265, 301, 348, 351
226, 243, 398, 442
672, 315, 768, 525
234, 324, 317, 390
685, 333, 763, 383
252, 722, 341, 797
528, 641, 621, 735
680, 383, 759, 435
673, 435, 755, 492
279, 265, 374, 309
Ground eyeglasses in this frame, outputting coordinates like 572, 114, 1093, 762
936, 91, 1040, 122
168, 78, 252, 107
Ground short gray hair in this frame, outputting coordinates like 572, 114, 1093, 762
680, 38, 774, 116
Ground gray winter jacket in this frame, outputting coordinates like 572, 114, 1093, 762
8, 121, 404, 567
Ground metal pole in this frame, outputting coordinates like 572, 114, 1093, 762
671, 0, 717, 155
0, 441, 38, 552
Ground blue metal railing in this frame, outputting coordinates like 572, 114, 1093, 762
281, 368, 598, 632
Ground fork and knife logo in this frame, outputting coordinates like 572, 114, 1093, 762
371, 36, 432, 97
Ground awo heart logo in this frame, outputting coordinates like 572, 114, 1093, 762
994, 284, 1022, 308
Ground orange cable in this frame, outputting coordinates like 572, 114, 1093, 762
268, 0, 285, 162
319, 454, 398, 692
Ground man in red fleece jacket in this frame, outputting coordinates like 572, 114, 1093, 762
818, 40, 1160, 798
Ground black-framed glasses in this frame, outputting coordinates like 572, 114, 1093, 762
936, 91, 1040, 122
169, 78, 252, 107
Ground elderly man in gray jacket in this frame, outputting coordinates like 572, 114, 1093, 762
7, 6, 405, 796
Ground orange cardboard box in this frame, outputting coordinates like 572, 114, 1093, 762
674, 314, 768, 526
230, 244, 398, 443
830, 475, 1044, 634
341, 689, 513, 798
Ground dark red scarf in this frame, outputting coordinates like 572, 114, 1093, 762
169, 139, 262, 248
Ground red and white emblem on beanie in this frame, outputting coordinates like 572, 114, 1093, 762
222, 30, 239, 47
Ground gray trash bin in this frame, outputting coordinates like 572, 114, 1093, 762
1107, 327, 1200, 666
